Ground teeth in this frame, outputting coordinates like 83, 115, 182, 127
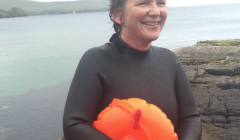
143, 22, 159, 25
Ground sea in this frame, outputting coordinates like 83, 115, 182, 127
0, 3, 240, 140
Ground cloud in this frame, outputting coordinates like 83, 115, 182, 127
30, 0, 240, 6
31, 0, 106, 1
167, 0, 240, 7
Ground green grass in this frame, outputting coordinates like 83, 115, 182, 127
211, 39, 240, 46
195, 39, 240, 46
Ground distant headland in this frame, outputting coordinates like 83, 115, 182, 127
0, 0, 109, 18
0, 7, 28, 18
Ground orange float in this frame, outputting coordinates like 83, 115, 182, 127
93, 98, 178, 140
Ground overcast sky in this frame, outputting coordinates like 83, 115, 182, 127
31, 0, 240, 7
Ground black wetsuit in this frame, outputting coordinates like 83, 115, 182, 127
63, 34, 202, 140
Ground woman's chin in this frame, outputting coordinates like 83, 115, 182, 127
144, 34, 160, 42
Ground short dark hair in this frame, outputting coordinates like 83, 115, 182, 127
109, 0, 127, 33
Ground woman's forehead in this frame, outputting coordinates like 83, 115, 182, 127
133, 0, 166, 1
126, 0, 166, 4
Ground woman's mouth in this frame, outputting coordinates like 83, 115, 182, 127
142, 22, 160, 26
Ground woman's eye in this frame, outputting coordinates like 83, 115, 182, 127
157, 2, 165, 5
139, 2, 147, 5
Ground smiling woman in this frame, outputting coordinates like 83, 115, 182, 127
63, 0, 202, 140
112, 0, 167, 50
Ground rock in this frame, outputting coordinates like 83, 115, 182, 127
226, 102, 240, 116
234, 79, 240, 88
205, 64, 240, 76
197, 69, 206, 77
209, 102, 226, 116
210, 115, 227, 124
200, 115, 213, 123
178, 55, 195, 65
194, 92, 210, 109
228, 117, 240, 127
174, 40, 240, 65
185, 69, 197, 82
173, 39, 240, 139
205, 65, 235, 76
194, 75, 235, 89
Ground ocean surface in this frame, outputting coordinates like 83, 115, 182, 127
0, 3, 240, 140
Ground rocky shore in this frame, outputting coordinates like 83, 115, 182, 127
173, 39, 240, 140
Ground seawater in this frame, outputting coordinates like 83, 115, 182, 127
1, 3, 240, 96
0, 3, 240, 140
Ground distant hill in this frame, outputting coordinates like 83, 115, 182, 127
0, 7, 28, 18
0, 0, 109, 16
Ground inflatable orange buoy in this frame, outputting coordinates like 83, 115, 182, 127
93, 98, 178, 140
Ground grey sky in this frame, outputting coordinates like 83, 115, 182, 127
31, 0, 240, 7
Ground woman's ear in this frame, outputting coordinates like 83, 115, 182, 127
112, 9, 122, 25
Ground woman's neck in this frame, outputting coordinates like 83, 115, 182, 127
120, 33, 151, 51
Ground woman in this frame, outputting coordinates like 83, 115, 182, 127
63, 0, 202, 139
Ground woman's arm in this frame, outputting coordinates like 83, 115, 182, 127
175, 57, 202, 140
63, 48, 111, 140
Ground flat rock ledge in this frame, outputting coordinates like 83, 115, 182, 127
59, 40, 240, 140
174, 39, 240, 140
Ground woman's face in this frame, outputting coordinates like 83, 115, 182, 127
116, 0, 167, 43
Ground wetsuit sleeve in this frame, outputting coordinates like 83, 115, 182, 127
63, 48, 111, 140
174, 57, 202, 140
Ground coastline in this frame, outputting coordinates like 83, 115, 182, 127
0, 8, 109, 19
0, 0, 109, 19
174, 39, 240, 140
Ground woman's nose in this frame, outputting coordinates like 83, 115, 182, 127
149, 4, 160, 17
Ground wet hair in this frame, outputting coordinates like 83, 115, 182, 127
109, 0, 127, 33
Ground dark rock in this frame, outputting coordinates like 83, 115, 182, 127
194, 92, 210, 108
211, 115, 227, 124
201, 123, 240, 140
226, 102, 240, 116
194, 76, 235, 89
227, 116, 240, 123
233, 78, 240, 88
205, 64, 240, 76
198, 107, 209, 115
209, 102, 226, 116
205, 65, 235, 76
228, 117, 240, 127
200, 115, 213, 123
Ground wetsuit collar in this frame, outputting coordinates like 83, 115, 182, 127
110, 33, 150, 55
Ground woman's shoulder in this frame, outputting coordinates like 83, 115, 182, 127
151, 46, 179, 60
83, 43, 112, 55
151, 46, 182, 71
79, 43, 116, 66
81, 43, 114, 58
